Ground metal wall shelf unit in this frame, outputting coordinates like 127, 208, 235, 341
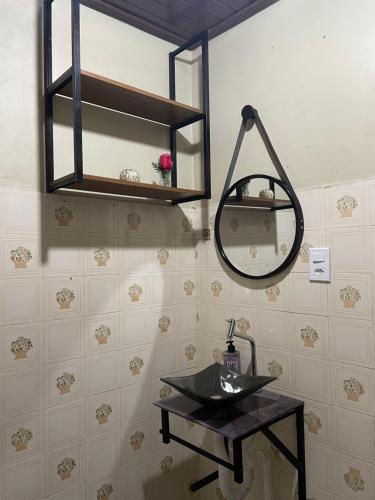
43, 0, 211, 204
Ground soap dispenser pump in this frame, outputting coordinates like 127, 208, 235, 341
223, 340, 241, 374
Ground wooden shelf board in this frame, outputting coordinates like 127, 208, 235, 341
65, 174, 205, 201
55, 68, 204, 127
225, 196, 292, 209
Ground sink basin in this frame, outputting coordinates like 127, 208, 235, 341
160, 363, 276, 409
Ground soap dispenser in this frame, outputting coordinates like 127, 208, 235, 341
223, 340, 241, 374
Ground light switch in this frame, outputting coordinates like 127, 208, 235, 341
309, 247, 331, 282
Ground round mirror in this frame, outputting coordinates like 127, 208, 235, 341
215, 175, 304, 279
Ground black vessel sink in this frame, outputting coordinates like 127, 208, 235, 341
161, 363, 276, 409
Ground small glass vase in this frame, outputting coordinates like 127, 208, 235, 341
159, 172, 171, 187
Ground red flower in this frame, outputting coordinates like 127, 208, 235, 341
159, 154, 173, 171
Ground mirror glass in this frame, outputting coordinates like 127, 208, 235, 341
215, 175, 303, 279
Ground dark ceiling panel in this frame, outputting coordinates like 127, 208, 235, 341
155, 0, 221, 24
81, 0, 193, 43
120, 0, 211, 35
216, 0, 252, 11
81, 0, 279, 46
182, 0, 235, 19
210, 0, 280, 39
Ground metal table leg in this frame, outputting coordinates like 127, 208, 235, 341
233, 439, 243, 484
161, 409, 170, 444
296, 406, 306, 500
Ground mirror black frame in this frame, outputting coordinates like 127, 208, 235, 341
215, 174, 304, 280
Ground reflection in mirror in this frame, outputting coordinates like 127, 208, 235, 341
216, 175, 302, 278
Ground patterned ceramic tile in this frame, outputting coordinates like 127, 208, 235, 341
85, 313, 119, 354
86, 467, 122, 500
303, 399, 332, 447
45, 401, 84, 450
2, 411, 43, 463
329, 317, 375, 369
332, 406, 375, 463
289, 274, 328, 316
119, 203, 149, 239
1, 322, 42, 369
200, 271, 228, 304
86, 389, 121, 437
257, 275, 290, 311
122, 455, 153, 499
122, 345, 150, 386
119, 309, 150, 348
85, 276, 120, 315
1, 279, 43, 325
86, 198, 118, 237
324, 182, 367, 228
2, 367, 42, 417
151, 339, 179, 377
331, 362, 375, 415
201, 302, 229, 339
327, 227, 369, 272
118, 239, 149, 274
228, 273, 257, 305
86, 430, 121, 477
44, 318, 84, 363
306, 443, 334, 491
121, 382, 150, 424
1, 235, 41, 277
290, 313, 329, 359
84, 238, 119, 275
44, 237, 84, 277
45, 443, 84, 495
328, 274, 372, 320
45, 360, 84, 408
149, 239, 176, 273
44, 278, 82, 320
86, 351, 120, 396
334, 452, 375, 499
150, 273, 176, 307
122, 275, 148, 309
122, 418, 151, 462
46, 195, 84, 234
2, 456, 43, 500
150, 306, 176, 343
260, 348, 291, 392
292, 355, 331, 403
258, 309, 290, 351
178, 273, 198, 302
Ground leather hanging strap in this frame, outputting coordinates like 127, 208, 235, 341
220, 105, 294, 202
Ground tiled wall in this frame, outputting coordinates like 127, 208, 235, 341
0, 188, 203, 500
2, 178, 375, 500
199, 179, 375, 500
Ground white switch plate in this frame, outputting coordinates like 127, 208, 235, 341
309, 247, 331, 282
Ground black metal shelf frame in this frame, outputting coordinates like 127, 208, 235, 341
43, 0, 211, 204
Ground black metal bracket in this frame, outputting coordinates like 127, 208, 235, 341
44, 0, 82, 193
159, 405, 306, 499
169, 31, 211, 204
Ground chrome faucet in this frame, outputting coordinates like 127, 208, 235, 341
226, 319, 257, 376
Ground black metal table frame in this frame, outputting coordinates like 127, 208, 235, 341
159, 404, 306, 499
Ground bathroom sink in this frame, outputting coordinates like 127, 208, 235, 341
160, 363, 276, 409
